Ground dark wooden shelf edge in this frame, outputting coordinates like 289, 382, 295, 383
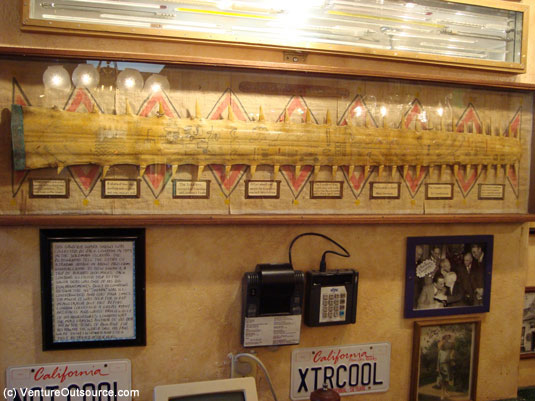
0, 214, 534, 227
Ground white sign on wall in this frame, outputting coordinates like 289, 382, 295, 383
290, 343, 390, 400
5, 359, 131, 401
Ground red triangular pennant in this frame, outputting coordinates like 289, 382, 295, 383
506, 166, 519, 198
12, 170, 29, 197
12, 78, 31, 107
339, 95, 377, 127
280, 166, 313, 199
402, 99, 427, 129
64, 88, 103, 113
207, 89, 249, 196
143, 164, 173, 199
455, 166, 482, 198
456, 103, 482, 133
209, 165, 247, 197
68, 165, 102, 197
507, 108, 521, 139
208, 89, 249, 121
400, 166, 428, 198
138, 91, 180, 118
342, 166, 374, 199
277, 96, 317, 123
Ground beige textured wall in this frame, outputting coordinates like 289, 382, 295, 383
0, 223, 530, 401
1, 1, 535, 87
519, 231, 535, 387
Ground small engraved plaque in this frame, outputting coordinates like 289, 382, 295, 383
173, 180, 210, 199
370, 182, 400, 199
102, 179, 140, 198
30, 179, 69, 198
426, 184, 454, 200
478, 184, 505, 200
245, 180, 280, 199
310, 181, 343, 199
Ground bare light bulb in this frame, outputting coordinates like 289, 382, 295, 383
43, 65, 71, 91
116, 68, 144, 92
144, 74, 170, 93
72, 63, 99, 89
380, 106, 387, 117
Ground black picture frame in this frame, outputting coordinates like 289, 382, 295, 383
40, 228, 146, 350
404, 235, 493, 318
520, 286, 535, 359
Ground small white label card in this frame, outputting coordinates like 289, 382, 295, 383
478, 184, 505, 200
30, 179, 69, 198
370, 182, 400, 199
172, 180, 210, 199
425, 183, 454, 200
245, 180, 280, 199
102, 179, 140, 198
310, 181, 344, 199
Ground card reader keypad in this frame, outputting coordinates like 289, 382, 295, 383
319, 286, 347, 323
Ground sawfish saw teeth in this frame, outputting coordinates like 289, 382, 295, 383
10, 104, 522, 181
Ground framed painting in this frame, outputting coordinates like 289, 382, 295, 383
405, 235, 493, 318
410, 318, 481, 401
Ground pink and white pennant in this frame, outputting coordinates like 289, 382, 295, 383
454, 104, 483, 197
278, 96, 316, 198
506, 108, 521, 197
138, 91, 180, 118
64, 88, 104, 197
143, 164, 173, 199
342, 166, 374, 199
68, 165, 102, 197
64, 88, 103, 113
400, 166, 429, 198
338, 94, 376, 127
207, 89, 250, 197
398, 99, 428, 197
280, 166, 313, 199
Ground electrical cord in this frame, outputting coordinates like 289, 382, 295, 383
288, 232, 350, 272
230, 353, 279, 401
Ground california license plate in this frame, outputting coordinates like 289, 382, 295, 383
290, 343, 390, 400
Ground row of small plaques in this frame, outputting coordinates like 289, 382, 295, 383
28, 178, 506, 200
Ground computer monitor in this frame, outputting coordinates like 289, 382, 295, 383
154, 377, 259, 401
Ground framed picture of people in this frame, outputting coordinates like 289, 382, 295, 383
404, 235, 493, 318
520, 287, 535, 359
410, 318, 481, 401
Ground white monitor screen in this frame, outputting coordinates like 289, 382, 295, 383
154, 377, 258, 401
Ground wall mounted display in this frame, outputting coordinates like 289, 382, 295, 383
410, 318, 481, 401
40, 228, 146, 350
521, 287, 535, 359
404, 235, 493, 318
22, 0, 528, 72
0, 58, 532, 217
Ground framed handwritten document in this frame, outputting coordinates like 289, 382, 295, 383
40, 228, 146, 350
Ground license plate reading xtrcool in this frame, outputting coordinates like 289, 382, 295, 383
290, 343, 390, 400
5, 359, 131, 401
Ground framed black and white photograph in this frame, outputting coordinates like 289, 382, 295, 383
521, 287, 535, 359
40, 228, 146, 350
404, 235, 493, 318
410, 318, 481, 401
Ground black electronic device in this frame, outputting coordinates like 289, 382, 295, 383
305, 269, 358, 327
241, 263, 304, 347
